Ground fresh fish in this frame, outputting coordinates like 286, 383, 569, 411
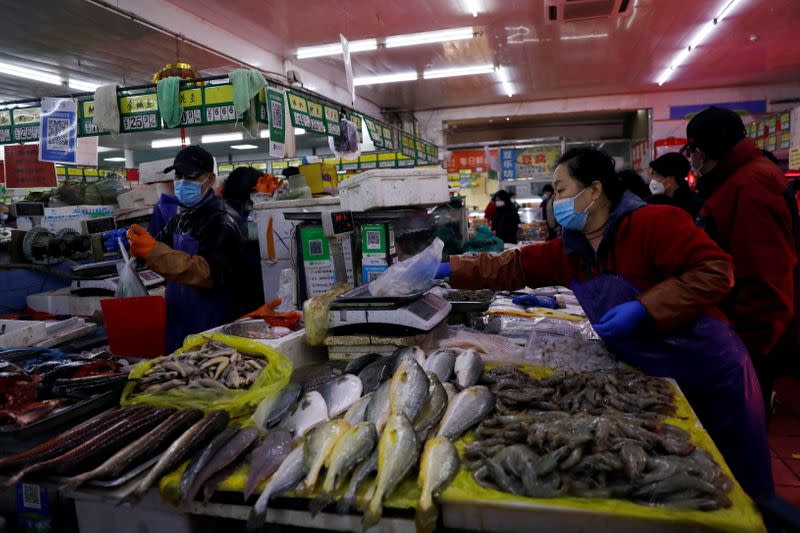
249, 445, 307, 527
392, 346, 426, 367
202, 454, 243, 504
3, 408, 167, 488
279, 391, 328, 438
413, 373, 448, 441
442, 382, 458, 402
319, 374, 363, 417
417, 437, 459, 533
389, 356, 429, 422
300, 420, 350, 493
337, 448, 378, 514
252, 383, 302, 431
185, 427, 258, 503
344, 353, 382, 375
436, 385, 495, 440
363, 414, 418, 528
310, 421, 377, 516
454, 349, 483, 388
51, 373, 128, 399
63, 409, 202, 489
358, 356, 394, 394
291, 361, 347, 393
423, 349, 457, 383
243, 430, 293, 500
0, 407, 146, 472
125, 410, 229, 501
343, 392, 373, 426
180, 426, 239, 503
365, 381, 391, 432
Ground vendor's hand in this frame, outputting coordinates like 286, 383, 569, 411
127, 224, 156, 259
593, 301, 647, 340
435, 262, 451, 279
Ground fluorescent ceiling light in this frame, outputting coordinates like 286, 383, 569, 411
423, 64, 495, 80
68, 79, 101, 92
495, 66, 514, 97
104, 157, 126, 162
561, 33, 609, 40
151, 137, 188, 149
97, 146, 116, 153
386, 27, 474, 48
230, 144, 259, 150
297, 38, 377, 59
354, 72, 418, 86
688, 20, 716, 49
259, 130, 270, 138
0, 61, 62, 86
716, 0, 743, 22
465, 0, 480, 17
201, 132, 244, 143
295, 128, 306, 135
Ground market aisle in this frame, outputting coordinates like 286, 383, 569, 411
769, 377, 800, 507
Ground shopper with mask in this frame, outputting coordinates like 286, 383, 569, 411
491, 189, 521, 244
437, 146, 772, 499
685, 106, 797, 414
127, 145, 245, 352
646, 152, 703, 219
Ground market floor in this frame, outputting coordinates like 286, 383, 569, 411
769, 376, 800, 507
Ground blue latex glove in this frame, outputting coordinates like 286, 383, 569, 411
593, 301, 648, 340
435, 262, 451, 279
511, 294, 558, 309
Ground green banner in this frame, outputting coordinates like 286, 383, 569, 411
287, 91, 312, 130
382, 125, 396, 151
400, 132, 415, 158
324, 105, 340, 136
305, 98, 327, 135
11, 106, 41, 142
266, 87, 286, 158
118, 92, 161, 133
363, 117, 384, 149
178, 88, 203, 126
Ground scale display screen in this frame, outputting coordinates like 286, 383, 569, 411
407, 298, 438, 320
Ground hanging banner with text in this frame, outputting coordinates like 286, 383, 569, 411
4, 144, 57, 188
267, 87, 286, 158
39, 97, 78, 164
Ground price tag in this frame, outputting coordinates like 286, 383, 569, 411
324, 105, 341, 136
306, 99, 326, 134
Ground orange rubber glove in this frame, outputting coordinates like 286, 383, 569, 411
127, 224, 156, 259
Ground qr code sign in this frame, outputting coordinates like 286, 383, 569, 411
366, 230, 381, 250
270, 101, 283, 130
367, 271, 382, 282
47, 119, 71, 151
308, 239, 323, 257
22, 483, 41, 510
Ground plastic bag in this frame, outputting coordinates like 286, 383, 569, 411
275, 268, 296, 311
115, 238, 148, 298
304, 284, 351, 346
329, 116, 360, 159
369, 238, 443, 297
120, 333, 293, 416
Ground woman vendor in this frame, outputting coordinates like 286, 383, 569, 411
441, 147, 772, 499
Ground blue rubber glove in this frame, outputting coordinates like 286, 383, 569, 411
593, 301, 648, 341
511, 294, 558, 309
435, 262, 451, 279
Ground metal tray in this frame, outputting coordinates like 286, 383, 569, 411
332, 282, 434, 306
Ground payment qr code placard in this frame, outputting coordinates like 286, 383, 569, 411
46, 118, 71, 152
270, 101, 283, 129
22, 483, 41, 510
366, 230, 382, 250
308, 239, 323, 257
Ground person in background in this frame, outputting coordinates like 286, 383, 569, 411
491, 190, 521, 244
0, 203, 14, 227
686, 106, 797, 415
437, 146, 772, 499
127, 146, 245, 352
484, 193, 497, 229
646, 152, 704, 219
509, 191, 520, 210
222, 166, 265, 314
540, 184, 559, 240
617, 169, 651, 201
147, 181, 180, 236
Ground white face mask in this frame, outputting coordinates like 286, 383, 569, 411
495, 200, 505, 207
649, 179, 665, 195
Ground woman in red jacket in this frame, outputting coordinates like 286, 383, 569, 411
447, 147, 772, 499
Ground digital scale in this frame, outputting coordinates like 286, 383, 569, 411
70, 260, 165, 296
328, 283, 451, 336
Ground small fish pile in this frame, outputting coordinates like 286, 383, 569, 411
483, 366, 675, 418
134, 339, 268, 394
246, 346, 495, 530
443, 289, 494, 303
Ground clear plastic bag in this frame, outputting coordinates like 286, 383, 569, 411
369, 238, 443, 297
329, 116, 360, 159
525, 317, 618, 372
114, 239, 148, 298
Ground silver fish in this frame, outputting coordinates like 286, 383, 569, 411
279, 391, 328, 438
443, 382, 458, 402
252, 383, 302, 430
413, 373, 448, 441
180, 426, 239, 503
417, 436, 459, 533
392, 346, 426, 368
454, 349, 483, 388
249, 445, 306, 527
363, 414, 418, 528
365, 381, 391, 433
244, 430, 293, 500
184, 427, 258, 503
337, 447, 378, 514
423, 349, 457, 382
358, 356, 394, 394
436, 385, 495, 441
318, 374, 363, 417
300, 420, 350, 493
344, 353, 382, 375
343, 392, 374, 426
389, 356, 429, 422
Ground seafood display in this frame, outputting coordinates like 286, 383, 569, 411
134, 340, 269, 394
442, 289, 494, 304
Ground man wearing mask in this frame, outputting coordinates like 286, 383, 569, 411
127, 146, 245, 352
647, 152, 703, 219
540, 184, 559, 240
685, 106, 797, 413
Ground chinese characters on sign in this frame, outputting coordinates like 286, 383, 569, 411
4, 144, 57, 188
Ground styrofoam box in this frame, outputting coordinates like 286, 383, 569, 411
338, 167, 448, 211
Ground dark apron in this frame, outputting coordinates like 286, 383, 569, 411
164, 232, 234, 352
571, 274, 773, 498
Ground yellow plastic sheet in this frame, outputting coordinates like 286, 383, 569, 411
120, 333, 293, 417
487, 308, 586, 322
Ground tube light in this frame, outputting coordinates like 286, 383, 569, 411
68, 79, 101, 92
295, 128, 306, 135
0, 62, 62, 86
151, 137, 188, 149
716, 0, 743, 22
423, 64, 495, 80
385, 27, 474, 48
561, 33, 609, 40
495, 66, 514, 97
688, 20, 716, 49
354, 72, 418, 86
465, 0, 480, 17
201, 132, 244, 143
104, 157, 126, 162
297, 38, 377, 59
259, 130, 270, 138
230, 144, 258, 150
